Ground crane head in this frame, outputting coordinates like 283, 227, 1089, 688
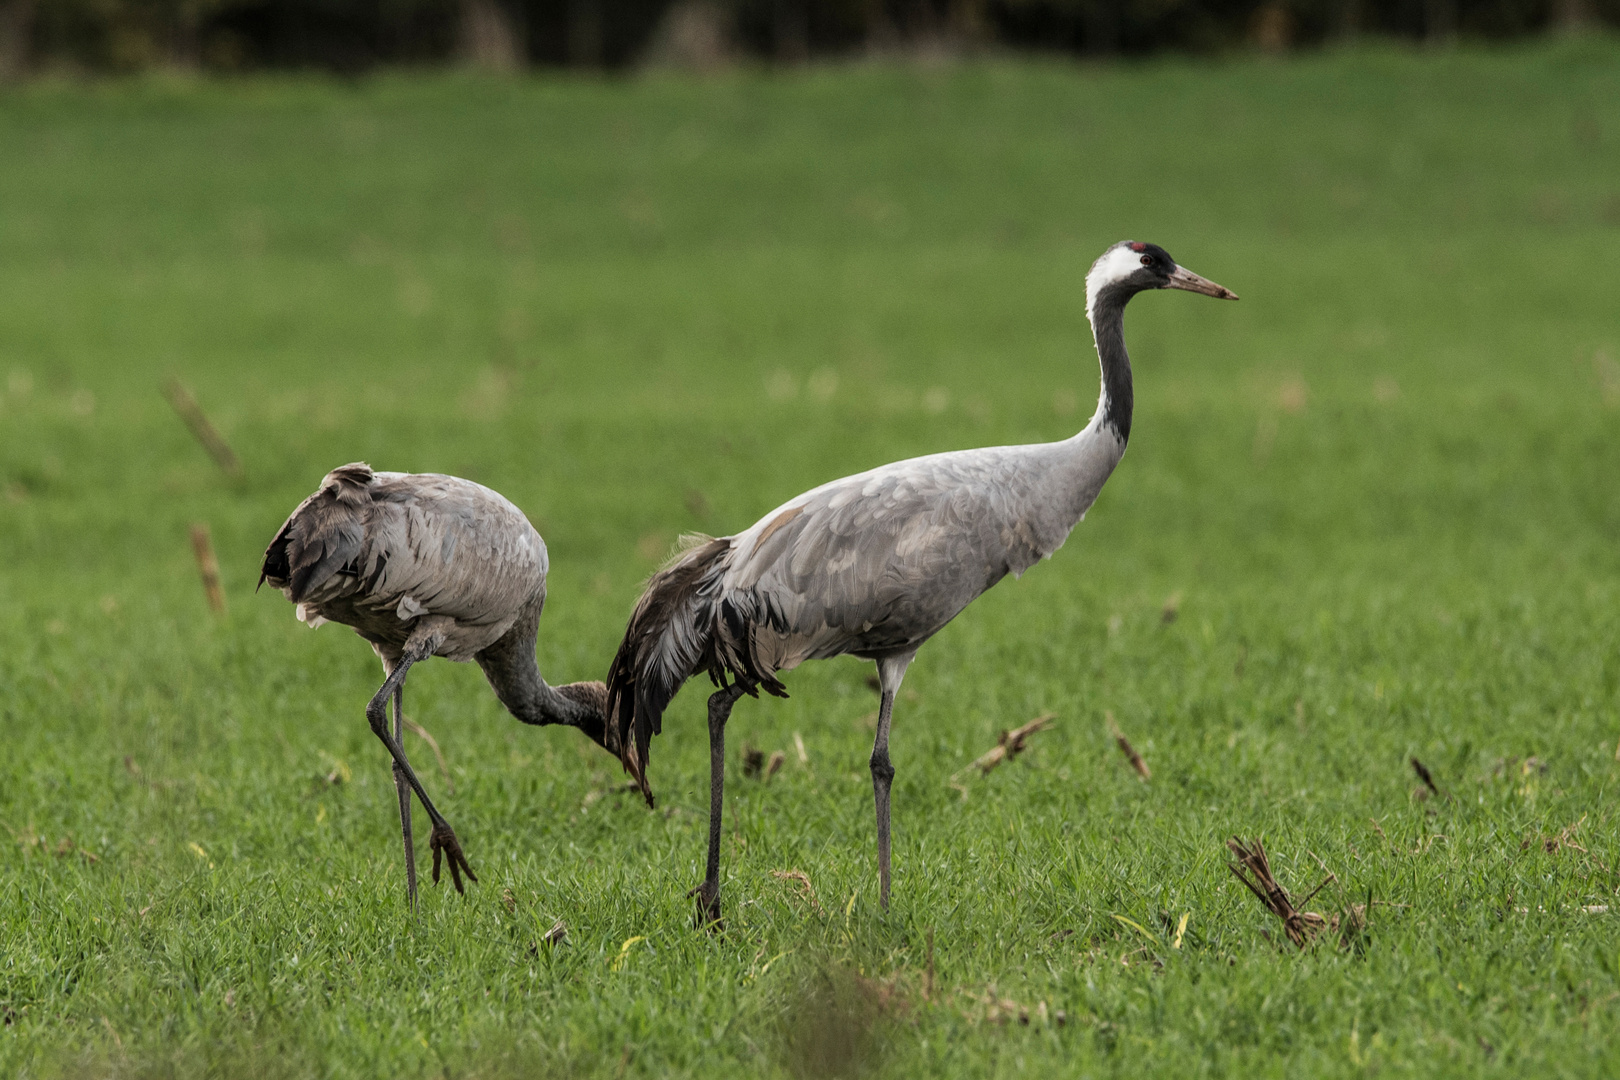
1086, 241, 1237, 321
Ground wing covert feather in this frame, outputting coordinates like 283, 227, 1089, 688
720, 449, 1051, 667
263, 466, 547, 652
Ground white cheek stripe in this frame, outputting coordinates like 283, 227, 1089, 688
1085, 244, 1145, 324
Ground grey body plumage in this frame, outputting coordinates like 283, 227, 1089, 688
606, 241, 1236, 922
261, 463, 608, 904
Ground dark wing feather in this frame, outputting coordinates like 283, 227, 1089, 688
604, 536, 736, 806
259, 462, 373, 603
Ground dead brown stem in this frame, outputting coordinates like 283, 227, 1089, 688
1524, 813, 1588, 854
770, 868, 823, 915
163, 378, 242, 478
1225, 837, 1333, 949
1106, 711, 1150, 781
1410, 756, 1443, 798
968, 714, 1056, 774
403, 716, 454, 794
189, 523, 226, 615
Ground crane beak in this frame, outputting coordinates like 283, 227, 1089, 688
1166, 265, 1238, 300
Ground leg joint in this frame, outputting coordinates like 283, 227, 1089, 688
365, 693, 391, 734
869, 753, 894, 784
707, 683, 747, 729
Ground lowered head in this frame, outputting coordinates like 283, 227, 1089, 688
1085, 241, 1237, 322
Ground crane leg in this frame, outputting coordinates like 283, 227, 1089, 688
870, 652, 915, 912
365, 621, 478, 895
391, 681, 418, 908
693, 682, 749, 930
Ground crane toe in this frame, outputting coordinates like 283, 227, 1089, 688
687, 882, 723, 932
429, 822, 477, 894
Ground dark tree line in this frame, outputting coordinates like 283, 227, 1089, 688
0, 0, 1612, 78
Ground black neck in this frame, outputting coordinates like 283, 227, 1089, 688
1091, 285, 1135, 442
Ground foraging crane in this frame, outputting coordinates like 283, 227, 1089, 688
260, 463, 609, 905
605, 242, 1236, 923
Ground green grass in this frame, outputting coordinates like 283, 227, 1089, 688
3, 38, 1620, 1078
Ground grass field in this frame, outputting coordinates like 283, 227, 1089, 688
3, 38, 1620, 1078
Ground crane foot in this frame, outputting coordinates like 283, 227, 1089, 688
688, 881, 723, 932
429, 822, 478, 894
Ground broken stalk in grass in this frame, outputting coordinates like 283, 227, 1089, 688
403, 716, 453, 794
967, 714, 1056, 774
189, 523, 226, 615
1226, 837, 1331, 949
770, 869, 822, 915
1107, 711, 1151, 780
163, 378, 242, 478
1410, 756, 1444, 799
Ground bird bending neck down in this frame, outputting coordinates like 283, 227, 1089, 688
260, 464, 610, 906
472, 592, 610, 746
605, 241, 1236, 926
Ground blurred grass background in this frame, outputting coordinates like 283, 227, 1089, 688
2, 40, 1620, 1078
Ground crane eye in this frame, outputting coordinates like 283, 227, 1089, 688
1139, 255, 1153, 266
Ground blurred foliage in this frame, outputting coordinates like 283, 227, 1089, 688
0, 0, 1616, 75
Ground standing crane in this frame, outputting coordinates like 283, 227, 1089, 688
260, 463, 609, 905
605, 241, 1236, 924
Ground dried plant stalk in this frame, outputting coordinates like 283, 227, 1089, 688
1106, 711, 1150, 780
189, 523, 226, 615
1410, 756, 1442, 798
164, 378, 242, 477
1226, 837, 1331, 949
403, 716, 454, 793
970, 714, 1056, 774
770, 868, 822, 915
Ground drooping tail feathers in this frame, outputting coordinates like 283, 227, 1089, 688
604, 534, 787, 806
258, 462, 376, 602
605, 536, 730, 805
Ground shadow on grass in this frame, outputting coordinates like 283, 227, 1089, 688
45, 1035, 580, 1080
46, 1036, 319, 1080
769, 954, 907, 1080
